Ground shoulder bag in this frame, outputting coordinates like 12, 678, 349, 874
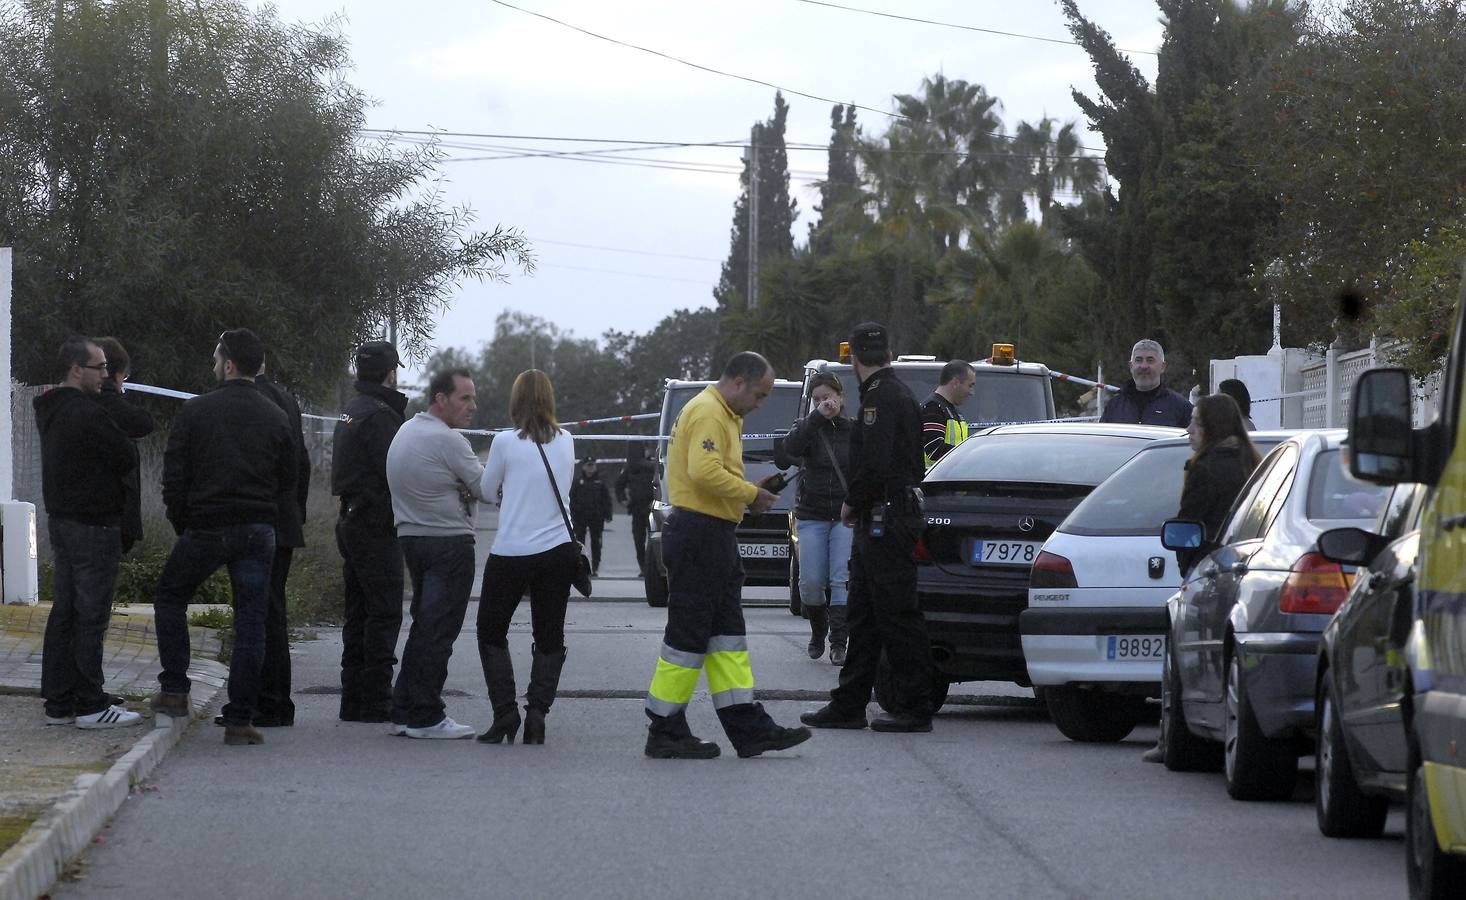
536, 440, 594, 598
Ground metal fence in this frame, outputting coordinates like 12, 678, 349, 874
1294, 341, 1440, 430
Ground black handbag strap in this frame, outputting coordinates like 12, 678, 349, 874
535, 441, 576, 544
816, 424, 850, 495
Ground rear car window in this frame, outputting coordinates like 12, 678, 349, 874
1307, 449, 1390, 521
1061, 438, 1285, 537
926, 433, 1153, 486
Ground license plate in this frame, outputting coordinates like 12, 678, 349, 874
739, 543, 789, 559
1106, 635, 1166, 660
971, 540, 1041, 567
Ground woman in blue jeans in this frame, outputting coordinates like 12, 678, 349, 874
782, 372, 854, 665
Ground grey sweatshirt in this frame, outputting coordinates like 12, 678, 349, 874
386, 412, 486, 537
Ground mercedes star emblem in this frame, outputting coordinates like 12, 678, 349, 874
1018, 516, 1036, 533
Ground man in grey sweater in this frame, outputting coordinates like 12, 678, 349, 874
385, 368, 486, 739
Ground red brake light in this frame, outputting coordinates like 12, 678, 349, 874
1278, 552, 1350, 615
1030, 550, 1077, 589
914, 535, 932, 561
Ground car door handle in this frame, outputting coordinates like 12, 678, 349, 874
1441, 514, 1466, 532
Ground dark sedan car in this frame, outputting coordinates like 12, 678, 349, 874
1313, 483, 1426, 837
872, 423, 1180, 712
1160, 431, 1391, 800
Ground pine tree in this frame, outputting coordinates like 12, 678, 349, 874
809, 104, 859, 256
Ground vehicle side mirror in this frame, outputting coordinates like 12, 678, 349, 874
773, 436, 794, 470
1349, 368, 1414, 484
1161, 519, 1205, 552
1316, 527, 1382, 566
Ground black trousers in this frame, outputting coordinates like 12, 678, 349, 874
628, 503, 650, 570
830, 516, 933, 719
572, 519, 605, 571
256, 545, 295, 722
338, 515, 405, 717
477, 542, 576, 653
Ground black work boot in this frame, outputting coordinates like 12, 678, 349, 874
800, 702, 867, 729
737, 725, 813, 758
645, 731, 722, 759
806, 605, 828, 659
476, 644, 521, 744
870, 712, 933, 733
827, 606, 848, 666
522, 645, 566, 745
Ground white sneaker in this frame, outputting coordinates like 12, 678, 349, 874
76, 705, 143, 729
404, 717, 474, 740
389, 723, 407, 736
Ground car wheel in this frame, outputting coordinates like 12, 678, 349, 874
645, 546, 668, 608
1161, 640, 1223, 772
930, 676, 950, 714
1408, 754, 1466, 899
1044, 687, 1141, 743
1315, 675, 1388, 838
788, 553, 802, 616
1223, 654, 1299, 801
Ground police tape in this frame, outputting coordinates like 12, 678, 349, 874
1048, 370, 1121, 393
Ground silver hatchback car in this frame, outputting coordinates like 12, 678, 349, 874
1160, 430, 1390, 801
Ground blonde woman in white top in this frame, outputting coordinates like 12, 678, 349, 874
476, 370, 577, 745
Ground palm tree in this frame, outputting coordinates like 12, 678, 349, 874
1010, 118, 1104, 218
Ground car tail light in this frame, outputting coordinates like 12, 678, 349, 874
1030, 550, 1077, 588
914, 535, 932, 561
1278, 552, 1350, 615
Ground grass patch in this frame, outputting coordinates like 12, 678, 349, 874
187, 607, 234, 630
0, 811, 40, 856
284, 513, 346, 626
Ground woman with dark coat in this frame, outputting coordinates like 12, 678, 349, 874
782, 372, 855, 665
1144, 393, 1261, 764
1173, 394, 1263, 577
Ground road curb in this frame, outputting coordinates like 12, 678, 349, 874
0, 687, 220, 900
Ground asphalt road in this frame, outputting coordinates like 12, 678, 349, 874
53, 525, 1407, 899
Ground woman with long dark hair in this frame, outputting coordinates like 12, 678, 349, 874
1144, 393, 1261, 763
476, 370, 577, 745
782, 372, 855, 665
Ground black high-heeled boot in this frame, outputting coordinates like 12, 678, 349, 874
522, 645, 566, 746
477, 644, 521, 744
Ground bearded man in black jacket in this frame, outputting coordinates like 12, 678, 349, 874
149, 329, 297, 746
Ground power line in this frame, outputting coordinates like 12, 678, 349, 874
364, 128, 1108, 167
793, 0, 1158, 57
486, 0, 909, 122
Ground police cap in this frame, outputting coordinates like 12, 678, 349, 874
355, 341, 402, 375
849, 322, 889, 355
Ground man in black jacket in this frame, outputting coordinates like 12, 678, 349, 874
615, 441, 656, 577
35, 336, 143, 729
150, 329, 297, 746
570, 458, 613, 576
332, 341, 409, 722
252, 363, 312, 727
91, 337, 155, 555
1099, 339, 1192, 427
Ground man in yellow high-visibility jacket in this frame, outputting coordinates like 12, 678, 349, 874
643, 352, 814, 759
921, 359, 975, 470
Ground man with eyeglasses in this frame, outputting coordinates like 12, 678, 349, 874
34, 336, 144, 729
149, 328, 298, 746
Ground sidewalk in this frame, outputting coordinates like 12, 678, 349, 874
0, 604, 228, 900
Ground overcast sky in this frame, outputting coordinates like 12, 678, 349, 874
259, 0, 1163, 367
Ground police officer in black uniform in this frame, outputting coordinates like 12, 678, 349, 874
801, 322, 935, 733
332, 341, 409, 722
615, 440, 656, 577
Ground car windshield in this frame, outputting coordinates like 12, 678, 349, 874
814, 366, 1049, 425
1307, 448, 1390, 521
926, 432, 1154, 486
664, 384, 800, 447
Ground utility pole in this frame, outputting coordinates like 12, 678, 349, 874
746, 126, 760, 310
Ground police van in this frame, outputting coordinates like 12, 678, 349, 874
643, 378, 803, 608
786, 344, 1057, 612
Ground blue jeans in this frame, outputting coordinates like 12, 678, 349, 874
796, 518, 852, 608
42, 518, 123, 718
153, 523, 276, 725
393, 535, 477, 728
